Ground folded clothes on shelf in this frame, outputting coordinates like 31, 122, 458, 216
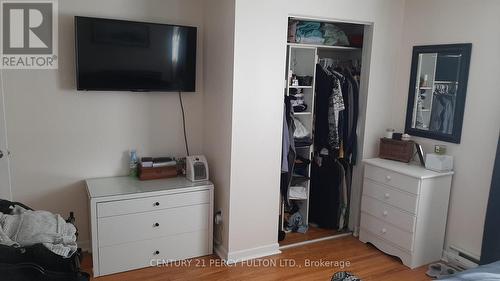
295, 137, 313, 147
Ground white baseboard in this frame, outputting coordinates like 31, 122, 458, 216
442, 249, 478, 269
225, 243, 281, 264
78, 239, 91, 253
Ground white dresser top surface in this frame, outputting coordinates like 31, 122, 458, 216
363, 158, 454, 179
86, 176, 213, 198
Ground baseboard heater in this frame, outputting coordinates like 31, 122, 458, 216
443, 245, 480, 270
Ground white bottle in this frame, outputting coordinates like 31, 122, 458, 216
129, 150, 138, 177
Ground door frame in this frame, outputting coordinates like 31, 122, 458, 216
0, 69, 12, 200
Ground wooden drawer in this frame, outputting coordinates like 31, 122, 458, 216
99, 230, 209, 276
362, 179, 418, 214
361, 195, 416, 233
98, 204, 209, 247
361, 213, 414, 251
97, 190, 210, 217
364, 164, 420, 194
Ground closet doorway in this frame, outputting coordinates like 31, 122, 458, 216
279, 17, 373, 248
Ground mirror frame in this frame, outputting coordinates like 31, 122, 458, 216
404, 43, 472, 144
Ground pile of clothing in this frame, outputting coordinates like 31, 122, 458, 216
0, 205, 77, 258
290, 89, 307, 112
0, 199, 88, 281
289, 20, 350, 46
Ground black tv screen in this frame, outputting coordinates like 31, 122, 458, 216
75, 17, 197, 92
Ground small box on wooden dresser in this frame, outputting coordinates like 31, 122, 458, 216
359, 158, 453, 269
86, 176, 214, 277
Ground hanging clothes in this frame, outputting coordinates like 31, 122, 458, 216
309, 153, 341, 229
342, 68, 359, 165
315, 64, 340, 154
280, 97, 296, 204
310, 62, 360, 231
328, 79, 345, 150
429, 93, 455, 134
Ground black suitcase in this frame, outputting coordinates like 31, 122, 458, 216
0, 199, 90, 281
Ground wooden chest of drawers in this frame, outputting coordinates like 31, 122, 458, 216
359, 158, 453, 269
86, 176, 214, 277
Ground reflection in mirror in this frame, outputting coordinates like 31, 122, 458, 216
405, 44, 471, 143
412, 53, 460, 133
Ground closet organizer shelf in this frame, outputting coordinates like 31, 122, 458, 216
289, 85, 313, 89
287, 42, 361, 51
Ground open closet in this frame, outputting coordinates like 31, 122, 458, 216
279, 17, 371, 247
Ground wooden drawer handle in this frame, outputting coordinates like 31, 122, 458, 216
153, 222, 160, 227
154, 250, 160, 255
154, 202, 160, 207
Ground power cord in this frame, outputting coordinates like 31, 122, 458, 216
178, 91, 190, 156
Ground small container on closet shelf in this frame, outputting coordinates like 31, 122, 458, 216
297, 75, 313, 86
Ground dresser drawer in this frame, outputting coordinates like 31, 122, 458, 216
362, 179, 418, 214
360, 213, 414, 251
99, 230, 209, 276
97, 190, 210, 217
364, 164, 420, 194
361, 195, 416, 232
98, 204, 209, 247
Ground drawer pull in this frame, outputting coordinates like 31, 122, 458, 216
154, 250, 160, 255
381, 228, 387, 234
153, 222, 160, 227
384, 193, 390, 199
383, 210, 388, 216
154, 202, 160, 207
385, 175, 392, 181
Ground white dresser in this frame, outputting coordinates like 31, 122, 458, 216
359, 158, 453, 269
86, 176, 214, 277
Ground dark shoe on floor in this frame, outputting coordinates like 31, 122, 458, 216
331, 271, 361, 281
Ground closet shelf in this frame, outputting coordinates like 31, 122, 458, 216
289, 85, 313, 89
292, 175, 310, 181
294, 112, 312, 115
289, 196, 308, 201
288, 42, 361, 51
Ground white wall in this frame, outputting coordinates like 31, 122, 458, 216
226, 0, 406, 260
0, 71, 12, 200
202, 0, 235, 259
2, 0, 204, 247
392, 0, 500, 258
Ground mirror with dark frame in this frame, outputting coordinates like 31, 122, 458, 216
404, 43, 472, 143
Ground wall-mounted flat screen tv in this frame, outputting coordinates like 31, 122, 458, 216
75, 16, 197, 92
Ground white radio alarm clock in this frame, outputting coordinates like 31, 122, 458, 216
186, 155, 209, 182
